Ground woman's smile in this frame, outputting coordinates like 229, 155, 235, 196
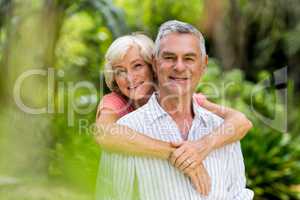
128, 81, 145, 90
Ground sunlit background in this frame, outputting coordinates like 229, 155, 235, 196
0, 0, 300, 199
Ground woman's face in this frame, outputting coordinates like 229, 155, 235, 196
112, 46, 155, 102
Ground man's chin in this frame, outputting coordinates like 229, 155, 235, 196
165, 82, 192, 93
166, 88, 192, 98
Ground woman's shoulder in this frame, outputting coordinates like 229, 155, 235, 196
97, 92, 134, 118
101, 92, 126, 103
99, 92, 128, 109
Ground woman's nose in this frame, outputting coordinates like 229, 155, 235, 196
126, 71, 137, 83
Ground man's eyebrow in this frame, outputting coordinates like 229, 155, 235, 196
184, 53, 197, 57
161, 51, 176, 56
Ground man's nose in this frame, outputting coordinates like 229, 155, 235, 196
174, 59, 186, 72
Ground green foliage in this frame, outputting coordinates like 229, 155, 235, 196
0, 179, 92, 200
49, 111, 100, 192
56, 11, 110, 83
1, 1, 300, 199
48, 83, 100, 192
0, 0, 11, 28
244, 128, 300, 200
198, 59, 300, 200
57, 0, 129, 38
218, 0, 300, 87
114, 0, 204, 37
47, 8, 112, 192
82, 0, 129, 38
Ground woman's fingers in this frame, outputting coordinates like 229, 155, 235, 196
169, 146, 186, 165
170, 141, 183, 147
171, 144, 199, 168
176, 153, 202, 172
196, 170, 208, 196
183, 161, 198, 172
176, 151, 192, 170
189, 172, 202, 194
185, 166, 206, 195
196, 164, 211, 196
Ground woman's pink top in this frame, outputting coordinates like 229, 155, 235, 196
96, 92, 134, 119
97, 92, 206, 118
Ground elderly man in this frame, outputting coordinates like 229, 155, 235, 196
97, 20, 253, 200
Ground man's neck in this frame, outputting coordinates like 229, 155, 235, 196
132, 88, 155, 109
158, 91, 193, 114
157, 91, 194, 139
133, 97, 149, 109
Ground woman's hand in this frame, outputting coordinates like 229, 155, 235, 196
183, 162, 211, 196
169, 140, 213, 195
169, 139, 214, 171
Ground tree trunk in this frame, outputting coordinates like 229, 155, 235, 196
0, 0, 64, 178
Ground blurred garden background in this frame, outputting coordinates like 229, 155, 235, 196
0, 0, 300, 199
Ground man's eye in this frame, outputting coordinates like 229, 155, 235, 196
164, 56, 174, 60
185, 57, 194, 61
134, 64, 142, 68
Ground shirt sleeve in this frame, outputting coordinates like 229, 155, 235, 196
96, 151, 136, 200
228, 142, 254, 200
95, 112, 143, 200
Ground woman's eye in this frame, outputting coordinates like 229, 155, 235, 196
115, 69, 127, 77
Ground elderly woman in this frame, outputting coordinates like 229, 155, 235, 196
95, 33, 252, 195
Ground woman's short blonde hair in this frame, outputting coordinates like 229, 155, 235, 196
104, 33, 154, 91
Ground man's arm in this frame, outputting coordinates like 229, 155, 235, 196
228, 142, 254, 199
96, 151, 136, 200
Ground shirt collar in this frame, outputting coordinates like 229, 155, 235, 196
146, 93, 168, 124
146, 92, 209, 126
192, 97, 209, 127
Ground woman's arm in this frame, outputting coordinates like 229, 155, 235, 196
170, 99, 252, 171
96, 108, 211, 195
95, 108, 175, 159
197, 99, 253, 149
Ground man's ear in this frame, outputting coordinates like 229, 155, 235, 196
204, 54, 208, 66
201, 54, 209, 75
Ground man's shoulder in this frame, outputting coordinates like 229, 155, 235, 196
116, 103, 149, 127
194, 102, 224, 124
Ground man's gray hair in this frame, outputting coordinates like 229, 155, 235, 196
154, 20, 206, 59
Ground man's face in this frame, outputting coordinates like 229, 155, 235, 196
154, 32, 207, 98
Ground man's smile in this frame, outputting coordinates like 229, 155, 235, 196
169, 76, 189, 84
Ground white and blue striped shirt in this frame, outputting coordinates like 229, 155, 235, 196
96, 93, 254, 200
